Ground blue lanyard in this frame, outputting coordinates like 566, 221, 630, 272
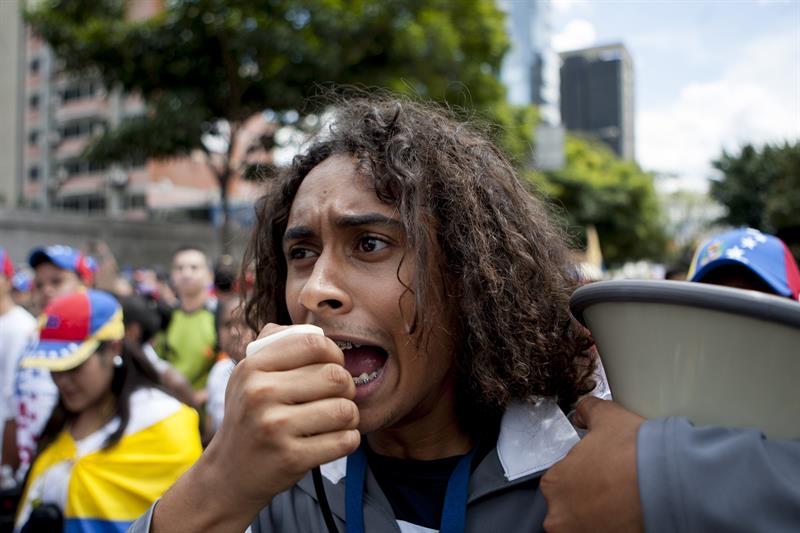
345, 444, 476, 533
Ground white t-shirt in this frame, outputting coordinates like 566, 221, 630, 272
206, 357, 235, 433
14, 365, 59, 476
142, 343, 170, 374
0, 306, 37, 444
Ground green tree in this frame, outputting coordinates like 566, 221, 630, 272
26, 0, 511, 250
710, 141, 800, 258
530, 136, 668, 267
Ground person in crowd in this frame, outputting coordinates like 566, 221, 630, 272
204, 297, 254, 438
29, 245, 96, 314
118, 295, 198, 410
540, 228, 800, 532
213, 255, 238, 304
158, 246, 218, 402
2, 246, 96, 478
14, 290, 202, 533
0, 249, 38, 485
82, 240, 118, 294
10, 270, 34, 311
688, 227, 800, 299
130, 95, 598, 532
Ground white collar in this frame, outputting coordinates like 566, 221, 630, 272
496, 399, 579, 480
320, 399, 578, 483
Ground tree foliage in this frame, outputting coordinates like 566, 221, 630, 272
26, 0, 514, 248
28, 0, 511, 119
710, 142, 800, 256
530, 136, 668, 266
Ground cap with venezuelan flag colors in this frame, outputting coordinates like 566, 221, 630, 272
689, 228, 800, 301
28, 245, 97, 285
21, 289, 124, 372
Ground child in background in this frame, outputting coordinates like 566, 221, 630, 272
205, 297, 254, 438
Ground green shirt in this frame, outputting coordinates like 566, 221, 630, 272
161, 300, 218, 389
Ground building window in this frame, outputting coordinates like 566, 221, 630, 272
58, 195, 106, 213
61, 159, 108, 177
29, 94, 40, 110
87, 196, 106, 212
28, 166, 40, 181
123, 193, 147, 209
61, 119, 104, 140
28, 130, 39, 145
29, 58, 40, 74
61, 81, 97, 103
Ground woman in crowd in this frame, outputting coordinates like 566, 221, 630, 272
14, 289, 202, 533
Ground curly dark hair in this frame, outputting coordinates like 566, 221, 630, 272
244, 94, 595, 431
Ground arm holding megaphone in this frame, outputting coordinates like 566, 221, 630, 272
541, 397, 800, 533
149, 324, 361, 533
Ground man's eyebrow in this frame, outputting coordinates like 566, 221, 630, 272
334, 213, 402, 229
283, 226, 315, 242
283, 213, 401, 242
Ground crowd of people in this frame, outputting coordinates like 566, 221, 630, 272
0, 94, 798, 533
0, 242, 250, 532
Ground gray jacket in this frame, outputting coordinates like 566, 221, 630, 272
128, 400, 580, 533
638, 417, 800, 533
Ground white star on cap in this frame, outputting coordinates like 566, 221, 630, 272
745, 228, 768, 242
726, 246, 748, 262
741, 236, 757, 250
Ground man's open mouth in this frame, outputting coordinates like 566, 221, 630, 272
335, 340, 388, 386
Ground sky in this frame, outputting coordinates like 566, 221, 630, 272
550, 0, 800, 192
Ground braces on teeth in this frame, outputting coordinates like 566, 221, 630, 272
335, 340, 380, 385
335, 340, 362, 350
353, 369, 380, 385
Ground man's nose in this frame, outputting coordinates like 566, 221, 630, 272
297, 252, 351, 315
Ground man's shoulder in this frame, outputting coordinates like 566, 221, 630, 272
0, 305, 37, 341
1, 305, 36, 327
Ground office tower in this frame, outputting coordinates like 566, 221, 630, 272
560, 43, 635, 160
497, 0, 564, 170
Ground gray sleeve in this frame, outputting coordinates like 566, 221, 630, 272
126, 502, 256, 533
637, 417, 800, 533
126, 503, 156, 533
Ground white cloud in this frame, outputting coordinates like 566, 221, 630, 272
553, 19, 597, 52
638, 30, 800, 192
552, 0, 585, 15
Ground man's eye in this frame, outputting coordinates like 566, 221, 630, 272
288, 247, 315, 260
357, 236, 388, 253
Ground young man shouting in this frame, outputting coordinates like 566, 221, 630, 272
131, 96, 596, 532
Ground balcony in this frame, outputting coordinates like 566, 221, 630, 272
55, 96, 109, 123
57, 173, 105, 197
55, 136, 91, 160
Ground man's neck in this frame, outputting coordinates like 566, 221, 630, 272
0, 294, 15, 316
179, 291, 210, 313
367, 383, 472, 461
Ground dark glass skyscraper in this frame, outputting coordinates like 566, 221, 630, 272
560, 44, 635, 160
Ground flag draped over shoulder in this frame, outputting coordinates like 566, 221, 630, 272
16, 388, 201, 533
